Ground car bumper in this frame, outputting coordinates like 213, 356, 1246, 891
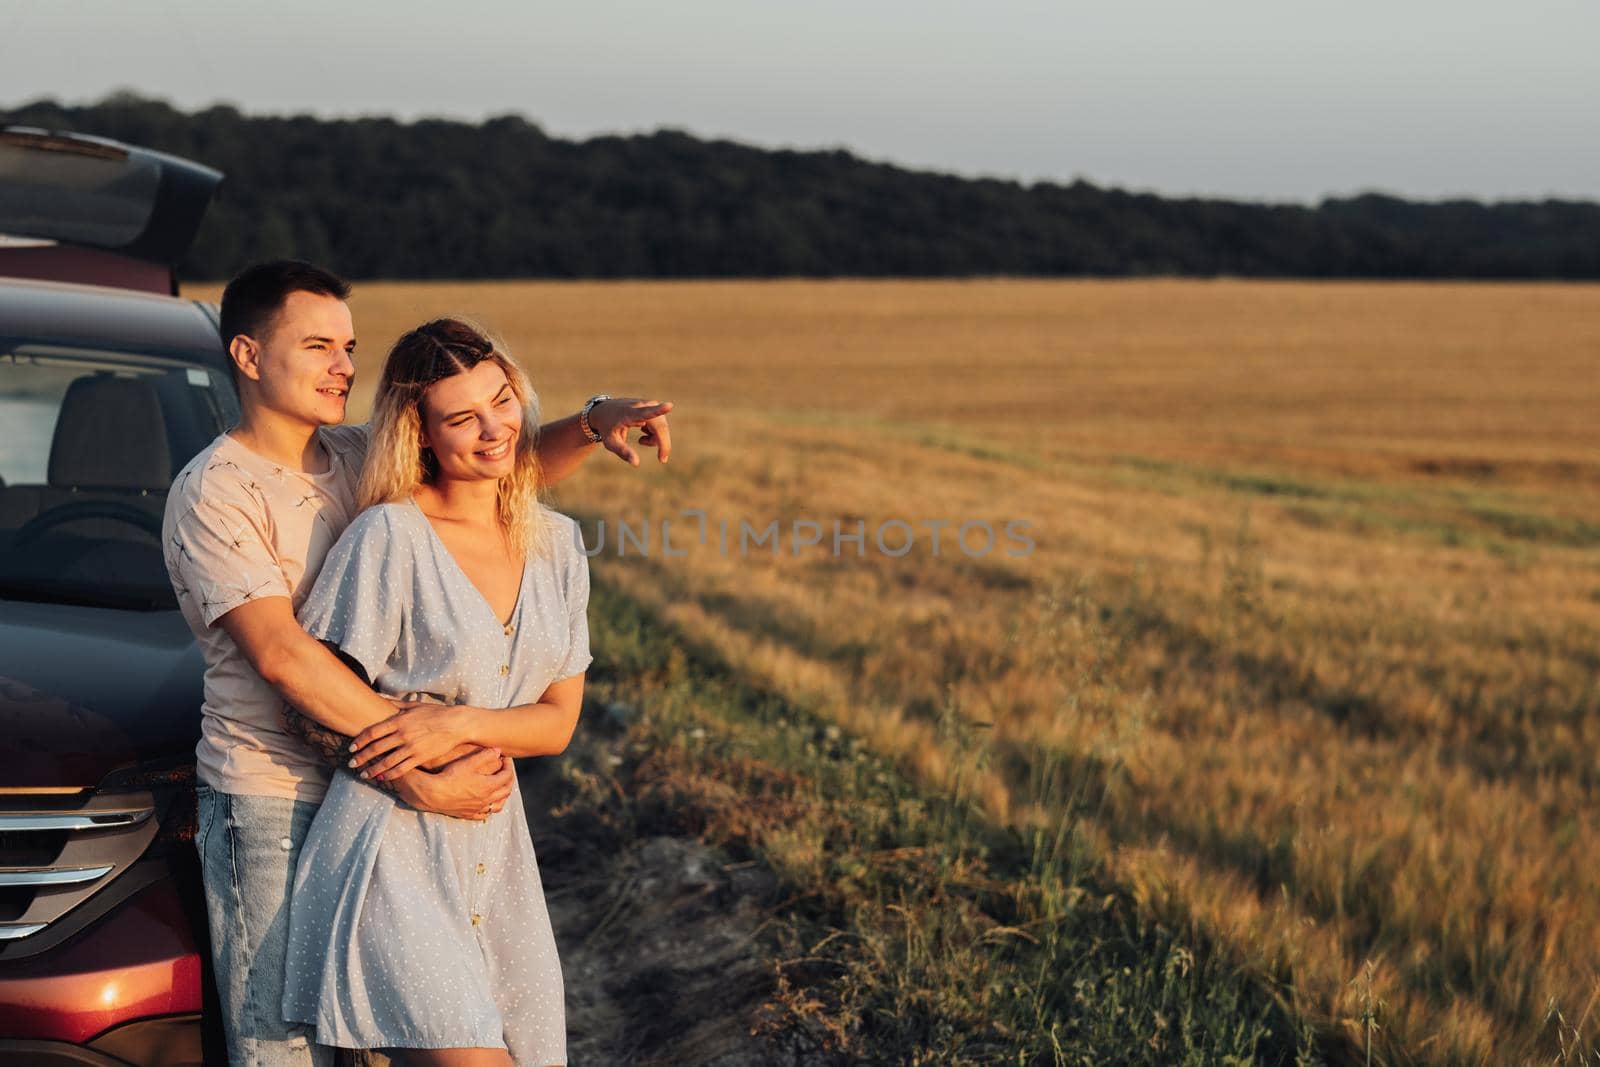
0, 874, 204, 1062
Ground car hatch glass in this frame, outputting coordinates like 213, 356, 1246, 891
0, 346, 238, 610
0, 139, 160, 250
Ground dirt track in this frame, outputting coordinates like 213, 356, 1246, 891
521, 719, 813, 1066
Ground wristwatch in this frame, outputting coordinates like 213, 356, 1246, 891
579, 394, 610, 444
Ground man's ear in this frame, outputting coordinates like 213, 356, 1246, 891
229, 335, 263, 383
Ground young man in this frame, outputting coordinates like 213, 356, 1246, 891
161, 260, 672, 1066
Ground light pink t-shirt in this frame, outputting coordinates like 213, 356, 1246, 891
162, 424, 370, 802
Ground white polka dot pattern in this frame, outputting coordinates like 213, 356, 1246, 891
280, 499, 592, 1062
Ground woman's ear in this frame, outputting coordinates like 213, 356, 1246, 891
416, 405, 433, 450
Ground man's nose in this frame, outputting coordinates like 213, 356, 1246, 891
331, 347, 355, 377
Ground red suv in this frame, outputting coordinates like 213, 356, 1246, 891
0, 127, 230, 1065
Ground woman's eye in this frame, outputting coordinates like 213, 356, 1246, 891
496, 396, 512, 406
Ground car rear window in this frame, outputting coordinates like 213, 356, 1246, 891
0, 345, 238, 610
0, 136, 160, 250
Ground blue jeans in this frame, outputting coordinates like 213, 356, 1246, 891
196, 785, 392, 1067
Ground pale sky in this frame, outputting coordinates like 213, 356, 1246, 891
2, 0, 1594, 203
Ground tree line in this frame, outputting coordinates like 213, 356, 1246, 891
6, 93, 1597, 281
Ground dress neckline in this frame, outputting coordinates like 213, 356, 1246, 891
405, 496, 529, 630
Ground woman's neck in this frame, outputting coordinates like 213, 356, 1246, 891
414, 476, 500, 527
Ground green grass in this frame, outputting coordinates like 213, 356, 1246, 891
579, 571, 1345, 1065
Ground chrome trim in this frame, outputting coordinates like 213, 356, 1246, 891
0, 786, 89, 796
0, 808, 154, 832
0, 923, 48, 941
0, 865, 115, 886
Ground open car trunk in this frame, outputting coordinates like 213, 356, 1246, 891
0, 127, 222, 294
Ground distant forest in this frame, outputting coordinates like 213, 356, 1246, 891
6, 94, 1599, 281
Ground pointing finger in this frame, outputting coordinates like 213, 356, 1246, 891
625, 401, 673, 423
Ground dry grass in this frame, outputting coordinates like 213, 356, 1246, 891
193, 278, 1600, 1063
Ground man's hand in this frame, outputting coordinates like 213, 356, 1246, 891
589, 397, 673, 467
390, 746, 514, 821
350, 702, 471, 782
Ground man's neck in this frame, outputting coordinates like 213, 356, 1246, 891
228, 410, 332, 474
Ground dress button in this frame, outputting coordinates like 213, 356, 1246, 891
504, 624, 515, 636
499, 664, 510, 676
279, 836, 292, 851
477, 863, 486, 875
470, 913, 482, 926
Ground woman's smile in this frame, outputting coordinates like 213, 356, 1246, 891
474, 436, 513, 460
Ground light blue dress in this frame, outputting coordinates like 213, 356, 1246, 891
281, 500, 592, 1064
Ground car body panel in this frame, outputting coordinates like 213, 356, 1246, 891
0, 601, 205, 790
0, 277, 226, 367
0, 240, 173, 295
0, 879, 203, 1044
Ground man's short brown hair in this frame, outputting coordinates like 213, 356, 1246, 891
219, 260, 351, 356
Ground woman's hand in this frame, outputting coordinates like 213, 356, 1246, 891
589, 397, 673, 467
348, 702, 473, 782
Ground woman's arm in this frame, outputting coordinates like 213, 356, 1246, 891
536, 397, 673, 486
348, 674, 585, 778
283, 700, 479, 771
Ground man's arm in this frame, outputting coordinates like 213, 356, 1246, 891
535, 398, 674, 486
277, 641, 478, 770
282, 703, 361, 766
217, 596, 401, 739
217, 597, 510, 815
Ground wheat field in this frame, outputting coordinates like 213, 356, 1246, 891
196, 278, 1600, 1062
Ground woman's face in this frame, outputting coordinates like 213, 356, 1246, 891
418, 360, 522, 484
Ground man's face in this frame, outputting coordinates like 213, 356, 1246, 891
241, 291, 356, 428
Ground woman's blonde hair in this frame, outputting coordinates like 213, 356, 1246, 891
358, 317, 553, 559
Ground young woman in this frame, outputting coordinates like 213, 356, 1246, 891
280, 318, 590, 1066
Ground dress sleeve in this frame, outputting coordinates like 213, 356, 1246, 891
165, 474, 292, 627
296, 506, 408, 687
553, 514, 593, 681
